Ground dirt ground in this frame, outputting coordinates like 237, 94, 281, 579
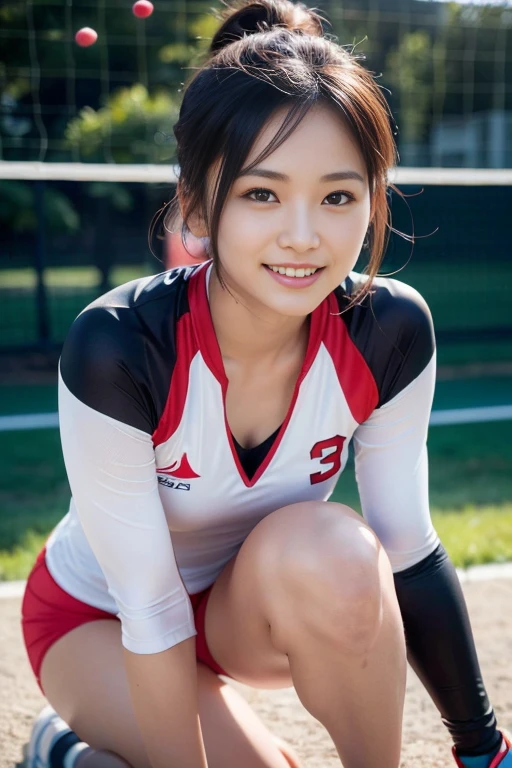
1, 577, 511, 768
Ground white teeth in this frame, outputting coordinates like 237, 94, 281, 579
267, 265, 318, 278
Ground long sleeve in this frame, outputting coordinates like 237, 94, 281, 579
58, 302, 196, 654
393, 543, 500, 755
350, 280, 500, 755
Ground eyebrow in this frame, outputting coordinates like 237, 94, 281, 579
236, 168, 366, 184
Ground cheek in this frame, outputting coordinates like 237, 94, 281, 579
217, 209, 242, 261
217, 204, 268, 258
352, 194, 371, 237
329, 202, 371, 255
351, 203, 372, 245
353, 192, 372, 232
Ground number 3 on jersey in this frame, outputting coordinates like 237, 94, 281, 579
310, 435, 346, 485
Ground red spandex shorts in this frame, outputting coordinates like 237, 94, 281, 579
21, 546, 230, 695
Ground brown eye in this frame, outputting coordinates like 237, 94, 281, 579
246, 188, 277, 203
324, 191, 354, 206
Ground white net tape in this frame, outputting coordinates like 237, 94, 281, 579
1, 161, 511, 185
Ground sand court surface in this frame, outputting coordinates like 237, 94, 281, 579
1, 576, 511, 767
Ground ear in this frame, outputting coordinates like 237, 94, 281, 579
187, 210, 209, 239
176, 182, 209, 239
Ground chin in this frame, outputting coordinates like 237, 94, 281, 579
263, 295, 322, 318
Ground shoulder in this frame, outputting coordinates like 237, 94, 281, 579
59, 265, 199, 432
333, 271, 436, 407
342, 271, 435, 349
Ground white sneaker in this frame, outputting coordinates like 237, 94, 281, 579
25, 705, 84, 768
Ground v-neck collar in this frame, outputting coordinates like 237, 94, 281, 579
188, 261, 329, 487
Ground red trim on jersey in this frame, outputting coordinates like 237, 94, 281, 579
188, 262, 330, 487
152, 311, 198, 448
187, 261, 225, 383
156, 453, 201, 479
322, 292, 379, 424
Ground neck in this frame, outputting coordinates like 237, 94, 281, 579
207, 265, 309, 367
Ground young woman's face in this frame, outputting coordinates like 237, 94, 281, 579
215, 103, 371, 318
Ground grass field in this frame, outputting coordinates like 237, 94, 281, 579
1, 420, 511, 580
1, 263, 512, 366
0, 265, 154, 349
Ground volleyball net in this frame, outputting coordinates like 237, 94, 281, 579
2, 0, 512, 166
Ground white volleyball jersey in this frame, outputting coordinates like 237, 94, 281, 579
46, 260, 440, 655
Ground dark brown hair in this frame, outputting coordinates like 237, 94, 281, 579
165, 0, 398, 306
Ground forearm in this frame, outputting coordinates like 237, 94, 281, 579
393, 542, 500, 755
123, 636, 208, 768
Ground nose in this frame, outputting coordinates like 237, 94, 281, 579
277, 203, 320, 253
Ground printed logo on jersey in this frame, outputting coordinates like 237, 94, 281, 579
156, 452, 201, 479
309, 435, 346, 485
164, 265, 196, 286
157, 477, 191, 491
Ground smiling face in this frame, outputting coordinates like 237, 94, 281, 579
193, 103, 372, 320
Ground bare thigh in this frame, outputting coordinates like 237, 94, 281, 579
39, 620, 292, 768
204, 500, 374, 688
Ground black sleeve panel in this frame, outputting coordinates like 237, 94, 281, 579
59, 268, 193, 434
335, 274, 436, 407
393, 542, 499, 754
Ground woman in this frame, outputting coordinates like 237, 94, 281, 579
21, 1, 510, 767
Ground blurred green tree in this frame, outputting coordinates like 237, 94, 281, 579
65, 84, 179, 163
0, 181, 80, 233
0, 0, 215, 163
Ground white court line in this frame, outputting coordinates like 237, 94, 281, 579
2, 562, 512, 600
429, 405, 512, 425
1, 405, 512, 432
0, 412, 59, 431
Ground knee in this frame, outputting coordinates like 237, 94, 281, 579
264, 502, 390, 654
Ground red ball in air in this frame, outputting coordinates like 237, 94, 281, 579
75, 27, 98, 47
132, 0, 154, 18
